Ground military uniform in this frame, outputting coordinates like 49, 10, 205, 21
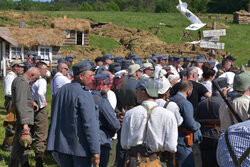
10, 75, 34, 167
197, 92, 224, 167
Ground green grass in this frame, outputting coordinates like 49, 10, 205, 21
33, 11, 249, 66
90, 34, 121, 53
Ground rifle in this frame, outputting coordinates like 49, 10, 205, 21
212, 80, 243, 123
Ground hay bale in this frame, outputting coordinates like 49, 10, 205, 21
52, 18, 91, 31
9, 27, 65, 47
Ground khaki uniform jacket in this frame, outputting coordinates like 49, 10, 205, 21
219, 94, 250, 132
11, 75, 34, 125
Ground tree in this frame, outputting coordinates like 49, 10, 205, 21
103, 1, 120, 11
80, 2, 94, 11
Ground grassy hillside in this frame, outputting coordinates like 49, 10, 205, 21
34, 11, 250, 66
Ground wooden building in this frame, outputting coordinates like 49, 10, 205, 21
233, 10, 250, 24
0, 18, 91, 77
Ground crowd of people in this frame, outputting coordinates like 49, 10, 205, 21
2, 51, 250, 167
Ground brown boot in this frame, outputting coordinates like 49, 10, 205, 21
2, 136, 13, 151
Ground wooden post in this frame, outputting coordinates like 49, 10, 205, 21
211, 22, 216, 54
2, 41, 6, 77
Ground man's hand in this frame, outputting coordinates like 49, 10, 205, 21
23, 124, 30, 133
33, 101, 39, 112
43, 100, 47, 107
91, 154, 100, 166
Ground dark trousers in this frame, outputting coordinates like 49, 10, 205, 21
200, 137, 219, 167
33, 107, 48, 154
52, 152, 92, 167
10, 124, 31, 167
176, 144, 195, 167
100, 146, 110, 167
114, 129, 127, 167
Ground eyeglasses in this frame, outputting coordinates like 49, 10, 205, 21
64, 68, 69, 71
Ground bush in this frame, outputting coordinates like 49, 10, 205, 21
80, 2, 94, 11
103, 1, 120, 11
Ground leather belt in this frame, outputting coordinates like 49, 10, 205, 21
129, 152, 158, 158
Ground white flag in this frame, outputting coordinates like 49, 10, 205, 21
176, 0, 206, 31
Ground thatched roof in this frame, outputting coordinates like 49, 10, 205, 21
0, 27, 66, 47
0, 27, 18, 46
52, 18, 91, 31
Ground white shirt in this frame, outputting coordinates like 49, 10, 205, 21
121, 100, 178, 153
170, 65, 181, 79
201, 81, 212, 93
107, 90, 117, 110
51, 72, 71, 95
154, 64, 162, 79
196, 67, 203, 80
32, 77, 47, 108
155, 99, 183, 126
3, 71, 17, 96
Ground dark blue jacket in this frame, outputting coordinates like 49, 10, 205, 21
47, 80, 100, 157
92, 90, 120, 149
170, 92, 201, 146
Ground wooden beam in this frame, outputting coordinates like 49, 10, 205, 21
2, 41, 6, 77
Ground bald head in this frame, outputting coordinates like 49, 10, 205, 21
24, 67, 41, 83
187, 67, 198, 81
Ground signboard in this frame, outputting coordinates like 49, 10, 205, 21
200, 41, 225, 50
203, 29, 226, 37
203, 36, 220, 42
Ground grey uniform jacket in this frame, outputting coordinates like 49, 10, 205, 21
11, 75, 34, 125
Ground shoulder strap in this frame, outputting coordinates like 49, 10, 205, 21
141, 104, 158, 143
163, 101, 170, 109
175, 97, 185, 104
225, 130, 250, 167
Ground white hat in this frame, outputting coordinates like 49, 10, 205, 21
168, 74, 179, 83
142, 62, 154, 70
158, 76, 171, 94
128, 64, 141, 76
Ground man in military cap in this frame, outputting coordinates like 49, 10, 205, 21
182, 56, 191, 70
195, 55, 205, 81
24, 51, 37, 72
114, 56, 124, 65
92, 73, 120, 167
10, 67, 41, 166
2, 60, 25, 151
132, 56, 143, 67
168, 56, 174, 66
170, 56, 182, 79
216, 59, 232, 78
121, 78, 178, 167
197, 77, 228, 167
155, 55, 167, 79
96, 54, 114, 74
47, 60, 100, 167
113, 63, 141, 167
32, 62, 49, 167
219, 68, 250, 132
141, 62, 154, 78
126, 52, 136, 60
95, 57, 104, 69
65, 56, 74, 78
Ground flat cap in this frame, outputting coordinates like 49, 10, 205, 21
57, 58, 65, 63
109, 62, 121, 73
142, 62, 154, 70
114, 56, 124, 63
27, 51, 37, 57
168, 56, 174, 61
65, 56, 73, 62
173, 56, 181, 62
132, 56, 143, 67
136, 78, 158, 98
152, 53, 158, 58
127, 52, 136, 59
196, 56, 205, 63
121, 60, 132, 70
233, 67, 250, 92
226, 55, 236, 62
103, 54, 114, 61
183, 56, 190, 62
158, 55, 167, 61
72, 60, 93, 75
213, 77, 228, 90
206, 60, 216, 67
94, 73, 111, 85
11, 60, 25, 67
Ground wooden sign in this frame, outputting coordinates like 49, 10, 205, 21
203, 36, 220, 42
203, 29, 226, 37
200, 41, 225, 49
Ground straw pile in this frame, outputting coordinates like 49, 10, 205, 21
233, 10, 250, 24
52, 18, 91, 31
9, 27, 65, 47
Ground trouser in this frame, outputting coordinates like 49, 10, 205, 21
176, 144, 195, 167
114, 129, 127, 167
52, 152, 92, 167
2, 96, 15, 149
100, 146, 110, 167
9, 124, 31, 167
192, 143, 202, 167
33, 107, 48, 154
200, 137, 219, 167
